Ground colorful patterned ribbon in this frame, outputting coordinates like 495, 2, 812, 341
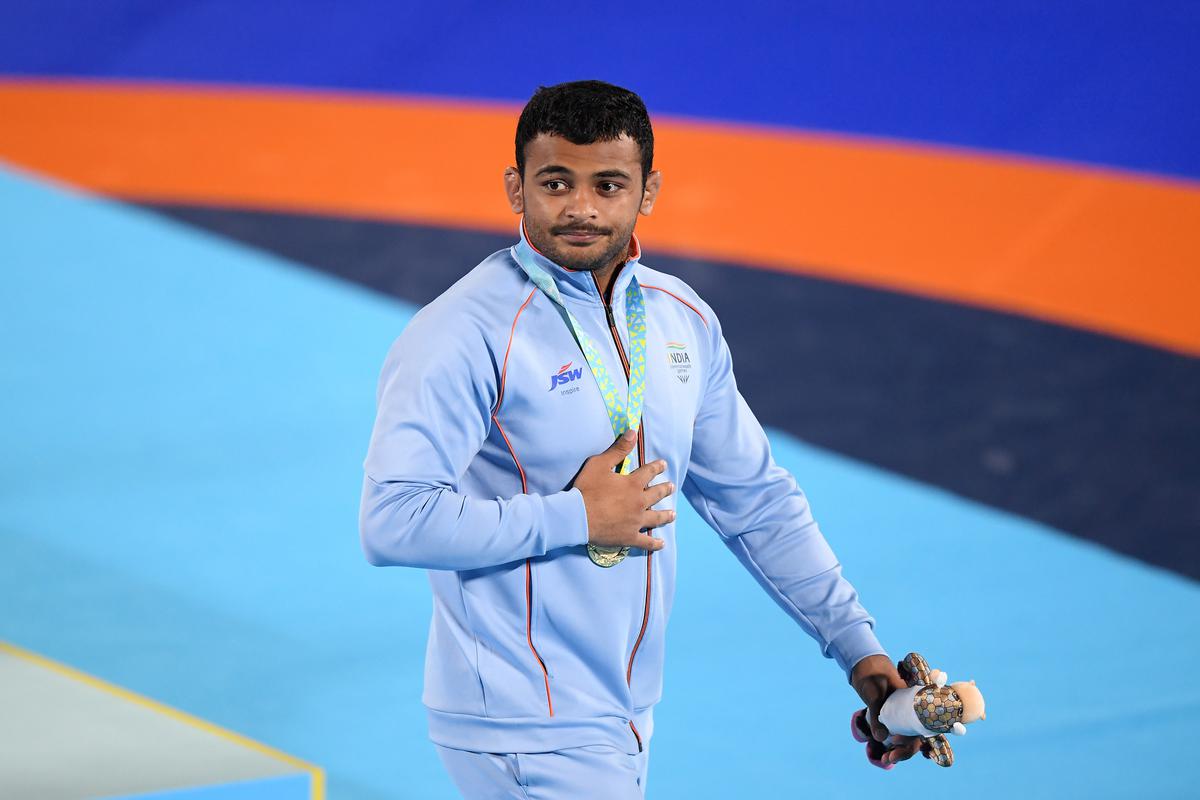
511, 239, 648, 566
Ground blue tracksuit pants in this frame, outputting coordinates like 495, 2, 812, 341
435, 743, 650, 799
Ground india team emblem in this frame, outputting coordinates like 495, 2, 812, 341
666, 342, 692, 384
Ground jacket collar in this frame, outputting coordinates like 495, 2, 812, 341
513, 218, 642, 305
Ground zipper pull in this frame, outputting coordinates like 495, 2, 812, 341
605, 304, 616, 329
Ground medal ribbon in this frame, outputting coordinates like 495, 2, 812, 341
511, 242, 647, 476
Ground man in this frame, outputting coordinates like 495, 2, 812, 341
359, 80, 919, 798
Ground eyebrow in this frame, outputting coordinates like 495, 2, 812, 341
534, 164, 633, 181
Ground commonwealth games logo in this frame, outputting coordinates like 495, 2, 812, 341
666, 342, 692, 383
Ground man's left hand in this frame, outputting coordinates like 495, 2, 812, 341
849, 654, 923, 767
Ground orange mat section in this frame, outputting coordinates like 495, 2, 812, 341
2, 79, 1197, 355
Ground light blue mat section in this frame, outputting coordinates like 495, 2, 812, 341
110, 774, 311, 800
2, 163, 1197, 798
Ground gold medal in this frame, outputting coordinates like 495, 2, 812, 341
587, 543, 630, 567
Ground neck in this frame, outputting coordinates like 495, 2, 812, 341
592, 259, 625, 303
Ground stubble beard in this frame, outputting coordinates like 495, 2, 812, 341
532, 219, 636, 274
551, 235, 630, 273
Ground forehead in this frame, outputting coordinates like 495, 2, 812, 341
523, 133, 641, 174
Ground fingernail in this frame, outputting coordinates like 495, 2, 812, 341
623, 430, 636, 440
669, 510, 677, 520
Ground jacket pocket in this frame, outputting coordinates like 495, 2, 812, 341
525, 557, 554, 715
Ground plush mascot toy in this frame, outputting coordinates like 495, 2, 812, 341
850, 652, 985, 768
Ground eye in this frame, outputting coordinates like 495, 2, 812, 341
598, 182, 623, 194
543, 180, 568, 192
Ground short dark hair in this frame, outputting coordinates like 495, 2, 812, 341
515, 80, 654, 184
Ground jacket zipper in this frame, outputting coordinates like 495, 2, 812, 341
593, 271, 652, 753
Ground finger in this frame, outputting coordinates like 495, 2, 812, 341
864, 740, 893, 770
631, 458, 666, 485
604, 429, 638, 466
629, 532, 664, 552
866, 706, 890, 743
644, 481, 676, 505
641, 509, 677, 530
883, 738, 922, 765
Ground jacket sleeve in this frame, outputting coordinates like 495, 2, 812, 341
680, 308, 887, 678
359, 301, 589, 571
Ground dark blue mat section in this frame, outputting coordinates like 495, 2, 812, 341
144, 203, 1200, 581
3, 1, 1199, 179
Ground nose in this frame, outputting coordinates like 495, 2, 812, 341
563, 184, 598, 222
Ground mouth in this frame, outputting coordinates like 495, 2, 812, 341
555, 228, 607, 245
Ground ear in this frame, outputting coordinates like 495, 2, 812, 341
639, 169, 662, 216
503, 166, 524, 214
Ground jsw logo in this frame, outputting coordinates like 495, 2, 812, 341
549, 361, 585, 391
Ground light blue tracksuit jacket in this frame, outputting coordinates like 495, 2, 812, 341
359, 222, 885, 757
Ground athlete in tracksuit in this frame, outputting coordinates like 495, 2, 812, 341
359, 214, 889, 796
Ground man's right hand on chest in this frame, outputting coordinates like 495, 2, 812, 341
572, 429, 674, 552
